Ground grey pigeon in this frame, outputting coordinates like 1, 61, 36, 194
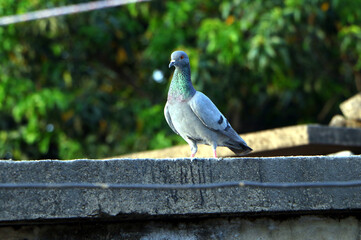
164, 50, 252, 158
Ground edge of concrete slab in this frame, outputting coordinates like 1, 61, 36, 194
118, 124, 361, 158
1, 156, 361, 223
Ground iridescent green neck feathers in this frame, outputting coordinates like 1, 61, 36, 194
168, 65, 196, 102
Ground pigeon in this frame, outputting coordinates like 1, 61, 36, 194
164, 50, 252, 158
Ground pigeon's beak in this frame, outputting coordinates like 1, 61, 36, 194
169, 59, 175, 68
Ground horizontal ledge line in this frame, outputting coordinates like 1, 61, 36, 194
0, 180, 361, 190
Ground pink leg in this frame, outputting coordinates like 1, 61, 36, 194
190, 153, 195, 158
213, 149, 218, 158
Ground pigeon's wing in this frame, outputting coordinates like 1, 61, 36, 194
189, 92, 252, 154
188, 92, 231, 132
164, 102, 179, 135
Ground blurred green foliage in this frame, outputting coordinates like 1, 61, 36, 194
0, 0, 360, 159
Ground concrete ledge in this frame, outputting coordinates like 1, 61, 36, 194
1, 156, 361, 223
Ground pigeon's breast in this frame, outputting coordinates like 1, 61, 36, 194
167, 100, 215, 145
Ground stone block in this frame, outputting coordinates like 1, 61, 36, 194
340, 93, 361, 120
329, 115, 361, 128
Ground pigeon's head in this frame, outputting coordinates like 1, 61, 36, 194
169, 51, 189, 69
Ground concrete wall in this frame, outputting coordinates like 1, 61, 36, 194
1, 156, 361, 239
1, 216, 360, 240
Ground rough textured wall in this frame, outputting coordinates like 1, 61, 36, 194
1, 156, 361, 239
1, 216, 360, 240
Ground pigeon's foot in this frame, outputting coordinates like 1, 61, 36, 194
213, 150, 218, 158
190, 153, 195, 158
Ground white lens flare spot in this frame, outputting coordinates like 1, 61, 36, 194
152, 70, 164, 83
46, 124, 54, 132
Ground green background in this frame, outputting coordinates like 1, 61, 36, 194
0, 0, 360, 159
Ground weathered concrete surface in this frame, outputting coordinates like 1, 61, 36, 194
340, 93, 361, 120
1, 156, 361, 223
119, 124, 361, 158
0, 216, 359, 240
329, 115, 361, 128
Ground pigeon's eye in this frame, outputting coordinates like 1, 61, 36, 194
180, 55, 184, 59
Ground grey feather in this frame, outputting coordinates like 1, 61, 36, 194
189, 92, 252, 152
188, 92, 229, 132
164, 103, 179, 135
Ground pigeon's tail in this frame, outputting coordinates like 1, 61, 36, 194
227, 144, 253, 156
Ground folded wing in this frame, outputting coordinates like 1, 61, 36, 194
188, 91, 231, 133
